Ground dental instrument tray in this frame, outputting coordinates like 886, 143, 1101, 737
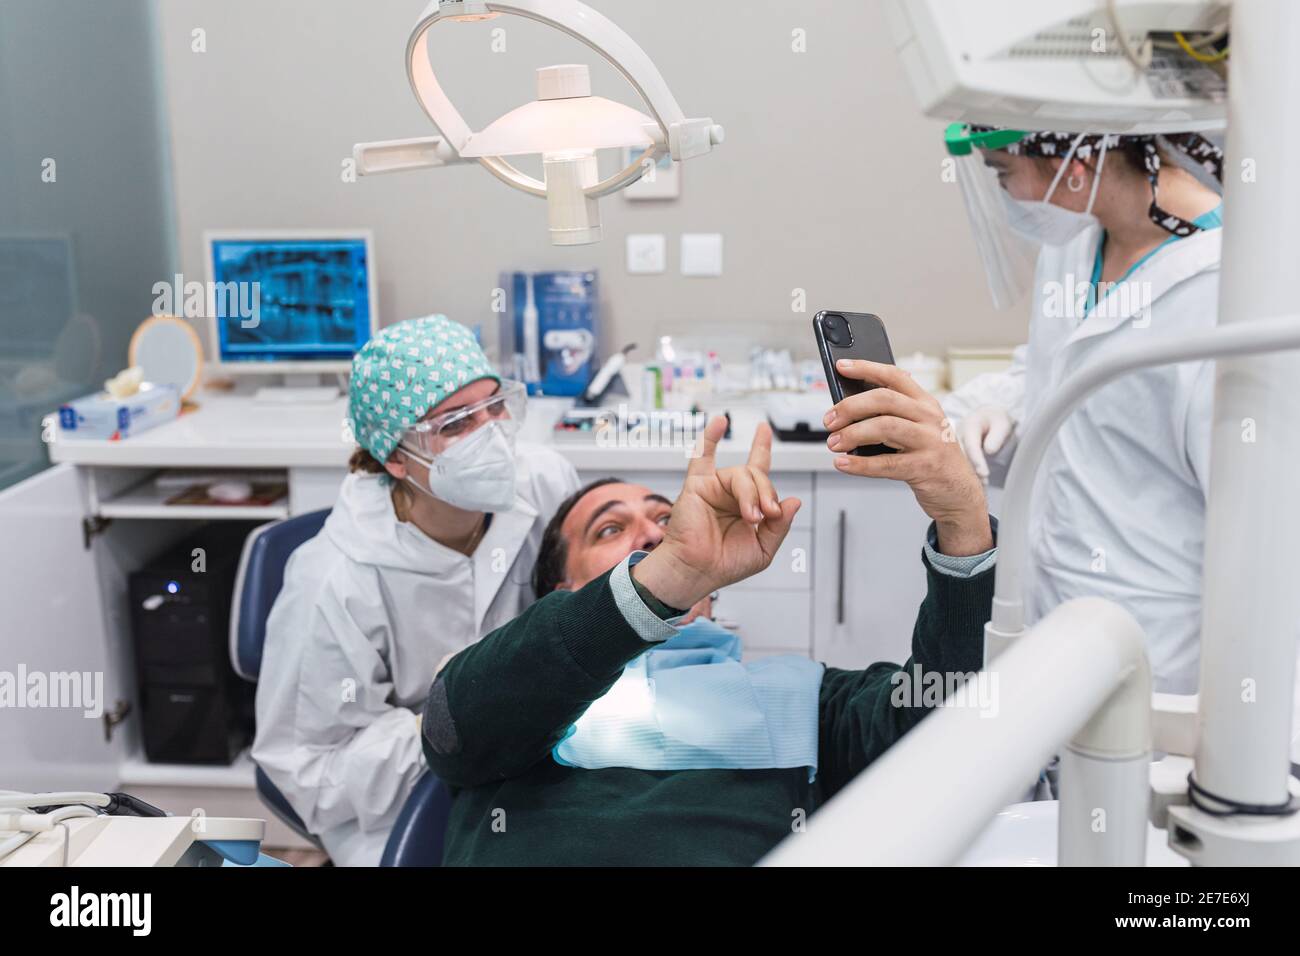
551, 407, 715, 444
764, 392, 834, 443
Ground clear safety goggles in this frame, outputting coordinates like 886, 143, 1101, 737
396, 379, 527, 459
945, 123, 1039, 311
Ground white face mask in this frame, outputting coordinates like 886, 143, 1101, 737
402, 421, 518, 513
1003, 134, 1109, 247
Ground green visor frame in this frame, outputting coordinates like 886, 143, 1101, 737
944, 122, 1028, 156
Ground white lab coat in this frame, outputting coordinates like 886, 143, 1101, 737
945, 224, 1222, 694
252, 442, 579, 865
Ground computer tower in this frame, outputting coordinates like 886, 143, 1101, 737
129, 522, 258, 764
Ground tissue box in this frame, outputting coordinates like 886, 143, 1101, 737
58, 383, 181, 441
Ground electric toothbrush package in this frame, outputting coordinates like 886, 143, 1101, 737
498, 270, 599, 397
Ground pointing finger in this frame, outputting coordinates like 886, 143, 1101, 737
686, 415, 728, 479
747, 420, 773, 474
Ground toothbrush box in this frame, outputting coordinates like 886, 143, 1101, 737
498, 270, 599, 397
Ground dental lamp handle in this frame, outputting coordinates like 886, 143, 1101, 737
352, 136, 466, 176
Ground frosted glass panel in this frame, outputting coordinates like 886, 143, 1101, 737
0, 0, 175, 490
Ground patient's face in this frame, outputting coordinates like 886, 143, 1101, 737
559, 482, 673, 590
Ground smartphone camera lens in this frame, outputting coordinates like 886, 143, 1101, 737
822, 314, 853, 348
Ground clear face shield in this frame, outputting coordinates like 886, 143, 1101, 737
945, 123, 1039, 311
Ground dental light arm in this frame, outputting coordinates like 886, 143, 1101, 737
761, 597, 1151, 866
353, 0, 724, 244
986, 312, 1300, 657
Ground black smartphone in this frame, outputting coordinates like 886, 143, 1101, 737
813, 310, 897, 457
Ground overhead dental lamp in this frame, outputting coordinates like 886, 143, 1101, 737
352, 0, 724, 245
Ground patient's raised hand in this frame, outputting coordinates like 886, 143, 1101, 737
633, 417, 800, 611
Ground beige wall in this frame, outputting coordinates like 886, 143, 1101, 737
155, 0, 1026, 364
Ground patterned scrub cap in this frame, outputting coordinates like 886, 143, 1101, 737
972, 127, 1224, 237
348, 314, 499, 463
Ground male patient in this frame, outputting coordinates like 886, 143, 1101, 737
422, 363, 997, 866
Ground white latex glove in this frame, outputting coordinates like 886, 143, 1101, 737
956, 405, 1016, 485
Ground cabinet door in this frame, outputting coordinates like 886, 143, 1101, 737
812, 473, 933, 669
0, 464, 128, 790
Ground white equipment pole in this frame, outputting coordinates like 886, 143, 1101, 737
1173, 0, 1300, 847
760, 598, 1149, 867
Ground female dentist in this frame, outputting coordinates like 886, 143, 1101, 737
253, 314, 579, 865
935, 127, 1226, 695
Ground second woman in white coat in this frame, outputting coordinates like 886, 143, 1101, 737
941, 128, 1226, 694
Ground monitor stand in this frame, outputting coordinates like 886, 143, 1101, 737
253, 373, 341, 405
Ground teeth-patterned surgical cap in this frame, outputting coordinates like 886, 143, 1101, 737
348, 314, 499, 463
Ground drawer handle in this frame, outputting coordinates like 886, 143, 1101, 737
836, 509, 846, 625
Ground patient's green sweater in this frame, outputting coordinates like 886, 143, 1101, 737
421, 549, 994, 866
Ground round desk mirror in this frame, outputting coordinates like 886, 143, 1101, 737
128, 315, 203, 401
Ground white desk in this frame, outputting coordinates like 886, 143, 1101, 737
50, 390, 354, 469
48, 390, 844, 471
48, 390, 867, 517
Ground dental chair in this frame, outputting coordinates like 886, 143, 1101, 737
230, 510, 331, 849
379, 773, 453, 867
231, 509, 454, 866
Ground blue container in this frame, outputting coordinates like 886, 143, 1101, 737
499, 271, 598, 397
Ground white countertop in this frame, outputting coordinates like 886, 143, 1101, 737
50, 390, 845, 473
50, 389, 354, 469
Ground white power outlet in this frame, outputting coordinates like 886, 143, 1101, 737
626, 233, 667, 274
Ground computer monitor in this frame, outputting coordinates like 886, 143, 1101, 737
203, 230, 377, 376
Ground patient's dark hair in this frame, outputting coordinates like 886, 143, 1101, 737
531, 477, 623, 599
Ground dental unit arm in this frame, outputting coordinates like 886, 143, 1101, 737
352, 0, 723, 245
766, 0, 1300, 867
0, 790, 269, 866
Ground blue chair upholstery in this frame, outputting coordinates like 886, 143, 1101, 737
231, 509, 330, 683
230, 509, 330, 847
231, 507, 454, 864
381, 773, 454, 867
